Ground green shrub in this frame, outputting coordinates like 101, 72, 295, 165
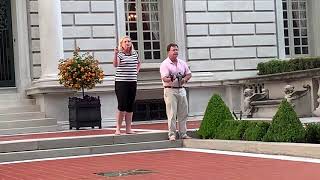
263, 100, 305, 142
198, 94, 234, 139
244, 121, 270, 141
305, 123, 320, 143
215, 121, 241, 140
257, 57, 320, 75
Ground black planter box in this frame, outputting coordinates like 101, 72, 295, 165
68, 95, 102, 130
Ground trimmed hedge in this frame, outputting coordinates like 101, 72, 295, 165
257, 57, 320, 75
198, 94, 234, 139
263, 100, 305, 143
243, 122, 270, 141
305, 123, 320, 144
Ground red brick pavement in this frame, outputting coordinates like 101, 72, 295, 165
1, 150, 320, 180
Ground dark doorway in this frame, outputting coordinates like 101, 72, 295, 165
0, 0, 15, 87
133, 99, 167, 121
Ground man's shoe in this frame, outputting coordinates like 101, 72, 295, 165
181, 134, 192, 139
169, 136, 176, 141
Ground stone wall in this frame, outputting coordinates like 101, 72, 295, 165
185, 0, 278, 80
28, 0, 117, 79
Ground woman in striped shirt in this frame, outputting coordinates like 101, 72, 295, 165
113, 36, 141, 135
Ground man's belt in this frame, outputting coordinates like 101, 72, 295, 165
164, 86, 184, 89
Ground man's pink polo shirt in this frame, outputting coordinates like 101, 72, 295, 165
160, 57, 191, 87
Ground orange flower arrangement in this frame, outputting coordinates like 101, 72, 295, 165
58, 48, 104, 97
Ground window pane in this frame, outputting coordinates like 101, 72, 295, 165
143, 23, 150, 30
144, 42, 151, 50
284, 29, 288, 36
141, 3, 149, 11
129, 23, 137, 30
128, 3, 136, 11
295, 47, 301, 54
285, 38, 289, 46
285, 47, 290, 55
282, 2, 287, 10
143, 32, 151, 40
292, 2, 299, 10
302, 38, 308, 45
130, 32, 137, 40
300, 11, 306, 18
150, 3, 158, 11
152, 32, 160, 40
151, 22, 159, 31
153, 51, 160, 59
293, 29, 300, 36
144, 51, 152, 59
301, 29, 307, 36
294, 38, 300, 45
293, 20, 299, 27
284, 20, 288, 28
300, 20, 307, 27
292, 11, 299, 19
142, 13, 150, 21
153, 42, 160, 49
133, 42, 138, 50
302, 47, 308, 54
283, 12, 287, 19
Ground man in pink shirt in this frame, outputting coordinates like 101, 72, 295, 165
160, 43, 192, 141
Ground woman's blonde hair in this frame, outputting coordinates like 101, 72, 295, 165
118, 36, 135, 54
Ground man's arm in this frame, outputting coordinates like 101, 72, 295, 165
181, 73, 191, 85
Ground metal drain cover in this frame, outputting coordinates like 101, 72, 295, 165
96, 169, 155, 177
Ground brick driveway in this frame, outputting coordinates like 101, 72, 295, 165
1, 149, 320, 179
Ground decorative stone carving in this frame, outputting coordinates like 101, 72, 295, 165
313, 80, 320, 116
243, 88, 269, 117
284, 84, 310, 105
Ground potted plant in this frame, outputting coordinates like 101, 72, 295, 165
58, 47, 104, 130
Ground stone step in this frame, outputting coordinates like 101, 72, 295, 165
0, 99, 36, 107
0, 105, 40, 114
0, 87, 17, 94
0, 132, 169, 153
0, 112, 45, 121
0, 125, 58, 136
0, 133, 181, 163
0, 118, 56, 130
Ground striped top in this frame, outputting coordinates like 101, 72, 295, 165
115, 51, 139, 82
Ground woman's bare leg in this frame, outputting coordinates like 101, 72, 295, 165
115, 111, 125, 135
125, 112, 135, 134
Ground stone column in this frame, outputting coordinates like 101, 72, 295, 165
38, 0, 64, 80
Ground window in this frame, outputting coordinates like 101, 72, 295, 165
133, 99, 167, 121
282, 0, 310, 57
125, 0, 162, 61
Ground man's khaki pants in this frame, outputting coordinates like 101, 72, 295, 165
164, 88, 188, 138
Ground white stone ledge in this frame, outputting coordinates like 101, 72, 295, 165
234, 58, 269, 70
183, 139, 320, 159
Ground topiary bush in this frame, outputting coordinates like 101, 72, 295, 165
243, 121, 270, 141
215, 120, 241, 140
305, 123, 320, 144
262, 100, 305, 143
198, 94, 234, 139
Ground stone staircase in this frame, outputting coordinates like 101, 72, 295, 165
0, 92, 58, 135
0, 132, 182, 163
